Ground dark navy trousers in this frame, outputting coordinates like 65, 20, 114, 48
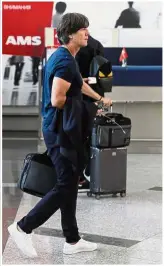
18, 145, 80, 243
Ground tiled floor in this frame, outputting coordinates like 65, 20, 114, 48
2, 139, 163, 264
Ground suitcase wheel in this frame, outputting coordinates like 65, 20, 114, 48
120, 191, 126, 197
95, 194, 100, 200
87, 191, 92, 197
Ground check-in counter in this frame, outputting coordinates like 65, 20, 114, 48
112, 65, 162, 86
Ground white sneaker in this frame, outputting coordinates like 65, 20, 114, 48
8, 222, 37, 258
63, 238, 97, 255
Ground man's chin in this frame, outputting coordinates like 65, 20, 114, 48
81, 42, 88, 47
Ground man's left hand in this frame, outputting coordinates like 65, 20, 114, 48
101, 97, 112, 106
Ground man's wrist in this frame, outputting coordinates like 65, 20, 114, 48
97, 95, 103, 101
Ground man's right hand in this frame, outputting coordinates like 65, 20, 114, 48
83, 78, 89, 83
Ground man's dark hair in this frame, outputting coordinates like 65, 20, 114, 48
128, 1, 134, 8
55, 2, 67, 14
57, 13, 89, 45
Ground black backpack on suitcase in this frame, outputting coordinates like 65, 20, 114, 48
91, 112, 131, 148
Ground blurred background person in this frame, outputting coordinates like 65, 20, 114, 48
115, 1, 141, 28
52, 1, 67, 28
31, 57, 40, 86
10, 56, 24, 86
76, 35, 105, 102
76, 35, 105, 190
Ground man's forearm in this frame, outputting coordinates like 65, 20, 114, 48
81, 81, 101, 101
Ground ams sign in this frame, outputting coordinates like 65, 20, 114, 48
6, 36, 42, 46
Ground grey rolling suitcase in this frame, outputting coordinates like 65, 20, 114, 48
87, 147, 127, 199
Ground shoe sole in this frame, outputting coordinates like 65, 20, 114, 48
63, 247, 97, 255
78, 189, 89, 193
8, 225, 37, 258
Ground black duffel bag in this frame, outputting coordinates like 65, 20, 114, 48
17, 151, 57, 198
91, 112, 131, 148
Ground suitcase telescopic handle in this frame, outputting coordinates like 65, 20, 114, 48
110, 103, 113, 113
97, 101, 113, 112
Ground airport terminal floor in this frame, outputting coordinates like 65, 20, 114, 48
2, 139, 162, 265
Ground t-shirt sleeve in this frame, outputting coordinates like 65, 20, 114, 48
53, 59, 76, 83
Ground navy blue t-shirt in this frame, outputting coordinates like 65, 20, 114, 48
42, 47, 83, 131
